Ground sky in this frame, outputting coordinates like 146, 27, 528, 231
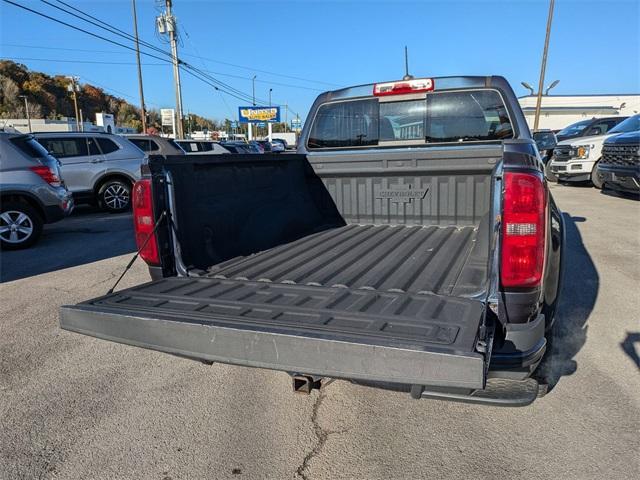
1, 0, 639, 124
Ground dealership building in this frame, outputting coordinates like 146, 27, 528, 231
518, 94, 640, 131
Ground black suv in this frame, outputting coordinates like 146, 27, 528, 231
597, 127, 640, 194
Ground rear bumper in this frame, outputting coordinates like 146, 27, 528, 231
43, 188, 74, 223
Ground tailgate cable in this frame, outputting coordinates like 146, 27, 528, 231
106, 210, 168, 295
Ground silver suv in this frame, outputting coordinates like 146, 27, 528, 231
0, 132, 74, 249
34, 132, 144, 213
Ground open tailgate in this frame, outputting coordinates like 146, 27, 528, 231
60, 277, 491, 389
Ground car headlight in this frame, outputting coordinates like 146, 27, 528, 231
572, 145, 590, 159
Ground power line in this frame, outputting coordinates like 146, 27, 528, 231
4, 56, 166, 66
39, 0, 307, 102
42, 0, 271, 104
2, 43, 326, 92
2, 0, 265, 106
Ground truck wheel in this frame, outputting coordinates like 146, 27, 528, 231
98, 178, 131, 213
591, 163, 603, 189
0, 201, 43, 250
545, 164, 558, 183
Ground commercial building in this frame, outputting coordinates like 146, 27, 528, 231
0, 114, 136, 134
518, 94, 640, 131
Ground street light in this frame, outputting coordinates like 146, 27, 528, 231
18, 95, 32, 132
521, 82, 535, 96
252, 75, 257, 106
544, 79, 560, 95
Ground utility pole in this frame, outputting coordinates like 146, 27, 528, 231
160, 0, 184, 139
533, 0, 555, 132
19, 95, 32, 132
284, 103, 288, 133
268, 88, 273, 141
66, 76, 81, 131
131, 0, 147, 133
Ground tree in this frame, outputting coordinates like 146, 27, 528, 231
0, 74, 21, 118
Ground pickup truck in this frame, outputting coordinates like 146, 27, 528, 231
60, 76, 564, 406
549, 114, 639, 188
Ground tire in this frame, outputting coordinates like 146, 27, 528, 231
591, 162, 603, 190
545, 163, 558, 183
0, 201, 43, 250
98, 178, 132, 213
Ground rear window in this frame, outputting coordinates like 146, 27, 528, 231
9, 136, 50, 158
308, 89, 513, 149
97, 137, 120, 154
180, 142, 201, 152
130, 138, 159, 152
167, 139, 183, 151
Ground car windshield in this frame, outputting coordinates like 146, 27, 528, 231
608, 115, 640, 134
557, 120, 592, 137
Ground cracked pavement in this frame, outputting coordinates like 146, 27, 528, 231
1, 185, 639, 479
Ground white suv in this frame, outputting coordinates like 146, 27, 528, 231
34, 133, 144, 212
549, 115, 639, 188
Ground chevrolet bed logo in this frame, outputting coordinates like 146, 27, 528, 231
376, 185, 429, 203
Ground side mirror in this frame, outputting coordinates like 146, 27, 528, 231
589, 126, 603, 136
533, 131, 557, 151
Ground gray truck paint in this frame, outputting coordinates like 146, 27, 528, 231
60, 76, 562, 404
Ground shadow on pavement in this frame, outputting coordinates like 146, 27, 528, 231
621, 333, 640, 370
0, 205, 136, 283
600, 187, 640, 201
539, 212, 599, 390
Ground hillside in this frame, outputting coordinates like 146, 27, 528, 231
0, 60, 218, 133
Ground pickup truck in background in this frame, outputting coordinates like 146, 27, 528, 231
60, 76, 564, 406
596, 130, 640, 194
549, 114, 639, 188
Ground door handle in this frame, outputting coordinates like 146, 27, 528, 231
90, 158, 104, 163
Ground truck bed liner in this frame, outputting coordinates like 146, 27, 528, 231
207, 224, 479, 296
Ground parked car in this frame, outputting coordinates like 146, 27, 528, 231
555, 116, 628, 143
248, 140, 265, 153
268, 140, 285, 153
0, 132, 73, 249
124, 134, 185, 156
61, 75, 563, 407
271, 138, 289, 150
176, 140, 230, 154
256, 140, 272, 152
548, 114, 640, 188
596, 129, 640, 194
220, 142, 261, 154
33, 132, 144, 213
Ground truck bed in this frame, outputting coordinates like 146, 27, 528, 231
207, 223, 482, 296
60, 152, 496, 390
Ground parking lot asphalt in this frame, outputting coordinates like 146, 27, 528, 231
1, 185, 638, 480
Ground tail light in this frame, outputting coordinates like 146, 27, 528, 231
373, 78, 434, 96
132, 179, 160, 266
29, 165, 61, 187
501, 172, 546, 288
